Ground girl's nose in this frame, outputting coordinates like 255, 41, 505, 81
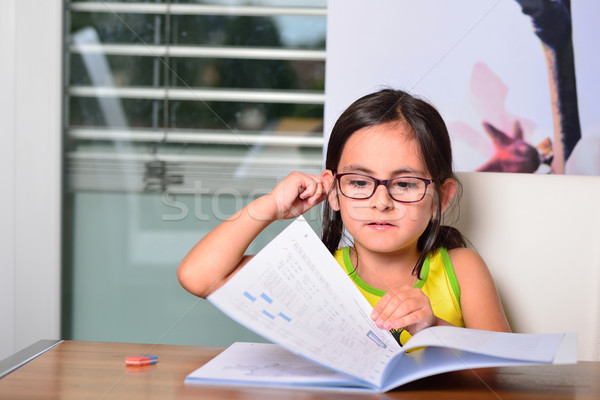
370, 184, 393, 210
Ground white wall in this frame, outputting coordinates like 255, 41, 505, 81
0, 0, 17, 361
453, 172, 600, 360
0, 0, 62, 359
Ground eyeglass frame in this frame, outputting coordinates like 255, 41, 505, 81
333, 173, 433, 203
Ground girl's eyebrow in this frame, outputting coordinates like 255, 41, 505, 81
339, 165, 373, 174
340, 164, 426, 176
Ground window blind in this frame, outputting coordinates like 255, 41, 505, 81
65, 1, 327, 194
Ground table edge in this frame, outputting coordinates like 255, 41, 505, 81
0, 339, 63, 379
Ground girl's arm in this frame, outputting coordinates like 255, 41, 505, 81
450, 248, 511, 332
177, 172, 325, 298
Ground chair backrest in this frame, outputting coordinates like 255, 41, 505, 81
449, 172, 600, 361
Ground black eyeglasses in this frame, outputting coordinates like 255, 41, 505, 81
334, 173, 432, 203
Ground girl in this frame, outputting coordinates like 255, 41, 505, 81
178, 89, 510, 345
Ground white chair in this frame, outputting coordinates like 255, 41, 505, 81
449, 172, 600, 361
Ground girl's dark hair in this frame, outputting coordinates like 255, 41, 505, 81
321, 88, 467, 278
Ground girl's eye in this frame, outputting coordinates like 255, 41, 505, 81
349, 179, 370, 188
392, 180, 417, 190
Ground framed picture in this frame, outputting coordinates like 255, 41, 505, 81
325, 0, 600, 175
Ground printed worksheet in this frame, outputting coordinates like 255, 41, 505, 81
207, 217, 402, 386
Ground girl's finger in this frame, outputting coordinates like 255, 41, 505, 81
299, 176, 322, 199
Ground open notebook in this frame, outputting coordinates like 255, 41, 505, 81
185, 217, 576, 393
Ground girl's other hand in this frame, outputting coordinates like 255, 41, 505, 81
370, 287, 436, 335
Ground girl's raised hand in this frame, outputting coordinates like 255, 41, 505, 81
249, 171, 326, 221
371, 287, 437, 335
178, 171, 326, 298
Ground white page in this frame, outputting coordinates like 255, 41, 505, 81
186, 342, 370, 389
207, 217, 402, 387
382, 346, 539, 392
403, 326, 566, 363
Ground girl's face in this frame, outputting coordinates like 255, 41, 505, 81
323, 121, 437, 257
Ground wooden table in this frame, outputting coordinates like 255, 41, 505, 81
0, 340, 598, 399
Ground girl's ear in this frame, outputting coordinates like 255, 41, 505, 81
320, 170, 340, 211
439, 178, 457, 214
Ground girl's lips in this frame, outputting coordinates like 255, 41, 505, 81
367, 221, 395, 227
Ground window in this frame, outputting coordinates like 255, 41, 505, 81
66, 1, 326, 194
63, 0, 327, 345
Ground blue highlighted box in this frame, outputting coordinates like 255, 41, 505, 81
262, 310, 275, 319
278, 312, 291, 322
243, 292, 256, 301
367, 330, 387, 349
260, 293, 273, 303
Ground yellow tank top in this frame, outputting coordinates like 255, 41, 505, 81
333, 246, 465, 345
